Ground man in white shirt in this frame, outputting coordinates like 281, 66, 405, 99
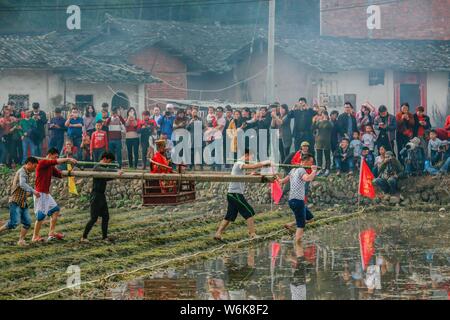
214, 149, 271, 241
278, 153, 318, 254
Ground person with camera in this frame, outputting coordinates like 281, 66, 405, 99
187, 107, 204, 170
64, 107, 84, 160
288, 98, 317, 151
413, 106, 431, 140
399, 137, 425, 176
125, 107, 140, 169
18, 110, 38, 163
138, 110, 157, 170
31, 103, 47, 157
104, 107, 126, 168
373, 151, 403, 194
374, 105, 397, 153
48, 108, 66, 154
157, 104, 176, 141
0, 105, 21, 167
396, 103, 415, 164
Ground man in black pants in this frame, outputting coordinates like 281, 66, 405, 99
80, 152, 122, 243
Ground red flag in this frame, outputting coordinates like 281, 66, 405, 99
271, 242, 280, 268
304, 245, 317, 264
271, 180, 283, 204
358, 157, 376, 199
359, 229, 376, 271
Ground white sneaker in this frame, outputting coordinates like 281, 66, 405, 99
323, 169, 330, 177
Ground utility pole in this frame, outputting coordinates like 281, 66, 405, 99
266, 0, 276, 103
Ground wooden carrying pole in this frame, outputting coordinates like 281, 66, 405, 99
61, 170, 277, 183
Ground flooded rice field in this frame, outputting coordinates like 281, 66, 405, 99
109, 211, 450, 300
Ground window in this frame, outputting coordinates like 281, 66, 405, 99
344, 94, 357, 109
369, 70, 385, 86
75, 95, 93, 110
8, 94, 29, 109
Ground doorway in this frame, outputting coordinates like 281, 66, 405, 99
400, 84, 420, 110
111, 92, 130, 110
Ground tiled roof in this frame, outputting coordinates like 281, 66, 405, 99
277, 37, 450, 72
0, 34, 160, 84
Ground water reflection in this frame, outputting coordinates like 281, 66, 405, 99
109, 213, 450, 300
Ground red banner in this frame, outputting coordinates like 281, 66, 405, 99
359, 229, 376, 271
271, 180, 283, 204
359, 157, 376, 199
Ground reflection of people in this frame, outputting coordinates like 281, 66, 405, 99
207, 278, 230, 300
285, 247, 307, 300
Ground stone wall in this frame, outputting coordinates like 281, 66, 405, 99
0, 170, 448, 210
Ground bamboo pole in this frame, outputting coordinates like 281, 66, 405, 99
61, 170, 277, 183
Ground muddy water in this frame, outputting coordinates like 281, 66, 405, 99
109, 211, 450, 300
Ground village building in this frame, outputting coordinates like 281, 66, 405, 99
0, 9, 449, 126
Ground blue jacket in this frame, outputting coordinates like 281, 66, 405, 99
158, 115, 175, 138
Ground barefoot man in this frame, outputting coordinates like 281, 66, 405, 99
32, 148, 77, 242
278, 153, 318, 254
214, 148, 272, 241
0, 157, 39, 246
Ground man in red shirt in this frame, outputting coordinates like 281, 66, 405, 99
32, 148, 77, 242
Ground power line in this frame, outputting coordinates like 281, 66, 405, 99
0, 0, 269, 12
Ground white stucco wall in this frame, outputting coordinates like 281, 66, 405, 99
0, 69, 62, 109
318, 70, 395, 113
0, 69, 143, 113
427, 72, 449, 127
65, 82, 141, 113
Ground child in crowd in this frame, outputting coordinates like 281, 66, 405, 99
90, 120, 109, 163
350, 131, 363, 167
361, 125, 377, 154
80, 132, 91, 162
428, 129, 444, 165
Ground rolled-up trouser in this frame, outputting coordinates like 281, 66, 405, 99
6, 202, 32, 230
288, 199, 314, 229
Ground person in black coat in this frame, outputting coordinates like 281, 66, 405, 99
337, 102, 358, 141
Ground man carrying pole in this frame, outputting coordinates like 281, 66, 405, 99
214, 148, 272, 241
0, 157, 39, 246
80, 152, 123, 243
32, 148, 77, 242
278, 153, 318, 253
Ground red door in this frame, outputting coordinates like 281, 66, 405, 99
394, 72, 427, 114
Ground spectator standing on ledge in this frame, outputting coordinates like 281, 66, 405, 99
312, 110, 332, 177
138, 111, 157, 170
90, 120, 108, 163
105, 107, 126, 168
48, 108, 66, 154
83, 105, 96, 137
288, 98, 316, 151
65, 108, 84, 160
31, 103, 47, 157
337, 102, 358, 141
413, 106, 431, 140
396, 103, 415, 164
125, 107, 140, 169
374, 105, 396, 153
